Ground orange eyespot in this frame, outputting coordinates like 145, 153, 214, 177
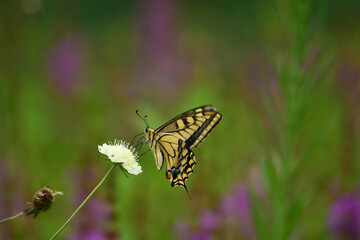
166, 171, 172, 179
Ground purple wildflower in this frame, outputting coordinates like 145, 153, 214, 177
69, 229, 108, 240
0, 159, 27, 239
137, 0, 186, 96
187, 230, 214, 240
173, 221, 191, 239
174, 216, 218, 240
48, 35, 85, 97
69, 164, 115, 239
88, 198, 112, 221
328, 193, 360, 240
219, 183, 254, 237
174, 182, 255, 239
199, 210, 221, 232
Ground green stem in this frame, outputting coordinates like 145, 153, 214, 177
0, 211, 26, 224
50, 164, 117, 240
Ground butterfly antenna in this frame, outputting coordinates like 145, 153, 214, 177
136, 110, 149, 128
143, 115, 149, 128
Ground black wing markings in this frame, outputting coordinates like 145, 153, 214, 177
155, 105, 217, 133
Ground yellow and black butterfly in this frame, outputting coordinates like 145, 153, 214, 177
135, 105, 222, 195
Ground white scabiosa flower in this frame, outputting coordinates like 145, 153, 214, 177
98, 140, 142, 175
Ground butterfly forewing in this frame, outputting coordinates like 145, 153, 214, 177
145, 105, 222, 192
157, 106, 221, 147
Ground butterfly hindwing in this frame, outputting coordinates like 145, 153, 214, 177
165, 140, 196, 192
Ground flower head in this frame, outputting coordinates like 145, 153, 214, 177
48, 35, 85, 97
220, 183, 254, 237
25, 187, 63, 218
199, 210, 221, 231
98, 140, 142, 175
328, 193, 360, 239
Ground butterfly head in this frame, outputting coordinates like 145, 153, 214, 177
136, 110, 154, 144
144, 127, 155, 145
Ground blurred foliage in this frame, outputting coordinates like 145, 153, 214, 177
0, 0, 360, 239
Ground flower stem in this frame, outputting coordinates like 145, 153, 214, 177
0, 211, 26, 224
50, 164, 117, 240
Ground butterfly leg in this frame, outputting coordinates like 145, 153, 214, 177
133, 136, 145, 149
139, 148, 150, 157
131, 132, 145, 146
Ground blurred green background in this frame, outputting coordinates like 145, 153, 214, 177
1, 0, 360, 239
